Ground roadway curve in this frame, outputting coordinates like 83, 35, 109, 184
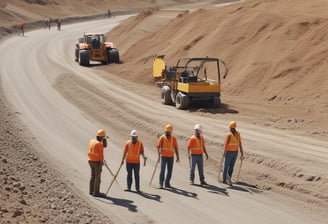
1, 17, 327, 224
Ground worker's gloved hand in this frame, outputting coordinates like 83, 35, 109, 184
100, 160, 104, 166
143, 157, 147, 166
205, 154, 209, 160
176, 158, 180, 163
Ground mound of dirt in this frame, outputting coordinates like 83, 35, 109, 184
105, 0, 328, 138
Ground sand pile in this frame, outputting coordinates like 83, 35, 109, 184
106, 0, 328, 132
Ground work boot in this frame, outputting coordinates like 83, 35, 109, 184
200, 181, 208, 185
165, 183, 172, 188
93, 192, 106, 198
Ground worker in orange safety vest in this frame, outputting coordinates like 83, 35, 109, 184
222, 121, 244, 186
19, 20, 24, 36
121, 130, 147, 192
88, 129, 108, 197
188, 124, 209, 185
157, 124, 180, 188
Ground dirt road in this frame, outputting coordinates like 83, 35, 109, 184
1, 16, 327, 224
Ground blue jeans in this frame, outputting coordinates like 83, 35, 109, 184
223, 151, 238, 183
190, 154, 204, 182
126, 163, 140, 190
159, 156, 174, 186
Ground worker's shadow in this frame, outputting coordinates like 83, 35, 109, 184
162, 186, 198, 199
138, 191, 162, 202
229, 182, 263, 194
193, 183, 229, 197
95, 196, 137, 212
188, 103, 238, 114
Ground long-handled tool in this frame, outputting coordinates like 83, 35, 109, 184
236, 158, 243, 183
149, 158, 160, 187
218, 152, 225, 183
103, 160, 118, 184
106, 163, 123, 195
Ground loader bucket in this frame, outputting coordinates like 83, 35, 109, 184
153, 57, 165, 78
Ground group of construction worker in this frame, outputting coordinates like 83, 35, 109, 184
87, 121, 244, 197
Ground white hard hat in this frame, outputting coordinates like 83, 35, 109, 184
194, 124, 201, 130
130, 130, 138, 137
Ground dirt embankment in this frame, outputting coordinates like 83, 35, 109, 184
105, 0, 328, 139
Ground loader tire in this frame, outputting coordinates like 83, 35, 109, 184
108, 48, 120, 64
161, 86, 172, 105
79, 49, 90, 66
175, 92, 189, 110
75, 48, 79, 62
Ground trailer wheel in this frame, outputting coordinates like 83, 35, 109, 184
79, 49, 90, 66
161, 86, 172, 105
176, 92, 189, 110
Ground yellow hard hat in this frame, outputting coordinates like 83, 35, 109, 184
229, 121, 237, 129
97, 129, 106, 137
164, 124, 173, 132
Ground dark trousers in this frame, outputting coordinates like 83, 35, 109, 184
159, 156, 174, 186
126, 163, 140, 190
88, 160, 102, 195
223, 151, 238, 182
190, 154, 204, 182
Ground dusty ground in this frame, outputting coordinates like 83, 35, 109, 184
0, 0, 327, 223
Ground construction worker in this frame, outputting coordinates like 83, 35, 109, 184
19, 20, 24, 36
157, 124, 180, 188
88, 129, 108, 197
57, 18, 62, 31
222, 121, 244, 186
121, 130, 147, 192
188, 124, 209, 185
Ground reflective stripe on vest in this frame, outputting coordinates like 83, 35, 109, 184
88, 139, 102, 161
126, 140, 141, 162
190, 135, 203, 154
161, 136, 174, 157
226, 132, 240, 151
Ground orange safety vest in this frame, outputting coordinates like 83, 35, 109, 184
158, 135, 176, 157
88, 139, 104, 161
125, 140, 143, 164
224, 132, 241, 152
188, 135, 204, 155
20, 21, 24, 29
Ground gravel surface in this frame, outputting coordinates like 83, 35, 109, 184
0, 89, 112, 223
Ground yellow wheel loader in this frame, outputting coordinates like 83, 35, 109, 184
153, 56, 221, 110
75, 33, 119, 66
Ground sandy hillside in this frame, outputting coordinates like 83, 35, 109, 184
105, 0, 328, 139
0, 0, 199, 27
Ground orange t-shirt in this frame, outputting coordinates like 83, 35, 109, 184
188, 135, 205, 155
124, 140, 144, 164
88, 139, 104, 161
157, 135, 178, 157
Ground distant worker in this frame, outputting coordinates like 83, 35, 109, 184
121, 130, 147, 192
157, 124, 180, 188
57, 18, 62, 31
19, 20, 24, 36
88, 129, 108, 197
188, 124, 209, 185
108, 9, 112, 17
222, 121, 244, 186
